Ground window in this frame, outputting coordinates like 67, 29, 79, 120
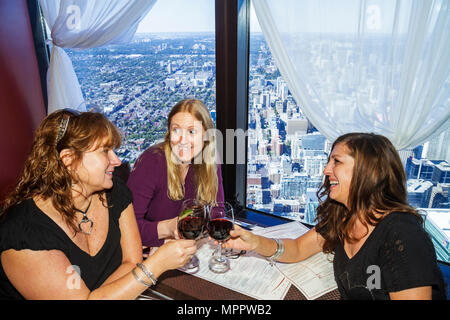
65, 0, 216, 167
245, 0, 450, 230
38, 0, 448, 263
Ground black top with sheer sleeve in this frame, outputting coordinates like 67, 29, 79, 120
0, 177, 132, 300
333, 211, 447, 300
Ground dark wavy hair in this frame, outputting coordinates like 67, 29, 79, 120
1, 110, 121, 234
315, 132, 421, 254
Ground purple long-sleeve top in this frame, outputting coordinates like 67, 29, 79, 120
127, 144, 224, 247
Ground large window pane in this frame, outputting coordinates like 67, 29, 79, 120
246, 2, 450, 229
66, 0, 216, 167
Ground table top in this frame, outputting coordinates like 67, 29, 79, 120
144, 269, 341, 300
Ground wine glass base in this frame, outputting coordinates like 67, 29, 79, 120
180, 255, 200, 273
208, 256, 230, 273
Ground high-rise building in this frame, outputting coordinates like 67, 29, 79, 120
433, 162, 450, 184
301, 133, 326, 150
429, 184, 450, 208
407, 179, 434, 208
280, 173, 309, 199
405, 158, 439, 181
286, 119, 308, 136
304, 154, 328, 176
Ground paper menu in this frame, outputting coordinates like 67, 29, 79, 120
187, 238, 291, 300
253, 221, 338, 300
275, 252, 337, 300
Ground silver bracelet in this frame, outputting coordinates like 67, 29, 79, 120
268, 238, 284, 265
136, 263, 157, 286
131, 268, 153, 287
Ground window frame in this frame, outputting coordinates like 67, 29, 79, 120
27, 0, 50, 111
215, 0, 293, 226
215, 0, 248, 205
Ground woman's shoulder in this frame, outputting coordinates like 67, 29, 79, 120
1, 199, 37, 226
109, 175, 131, 198
134, 143, 166, 168
375, 211, 432, 252
0, 199, 67, 253
373, 211, 425, 241
106, 176, 133, 213
375, 212, 445, 297
379, 211, 423, 232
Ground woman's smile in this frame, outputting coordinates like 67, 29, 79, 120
169, 112, 204, 164
323, 143, 354, 208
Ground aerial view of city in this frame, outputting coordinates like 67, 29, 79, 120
67, 33, 216, 165
67, 32, 450, 232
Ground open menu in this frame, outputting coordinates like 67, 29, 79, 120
188, 235, 292, 300
180, 221, 337, 300
253, 222, 338, 300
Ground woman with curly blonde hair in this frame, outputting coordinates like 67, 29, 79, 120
0, 109, 196, 299
128, 99, 224, 247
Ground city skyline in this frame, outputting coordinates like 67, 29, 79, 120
62, 0, 448, 265
67, 31, 449, 228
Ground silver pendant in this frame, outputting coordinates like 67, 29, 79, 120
78, 217, 93, 235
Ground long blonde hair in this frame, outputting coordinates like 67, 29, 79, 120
162, 99, 218, 203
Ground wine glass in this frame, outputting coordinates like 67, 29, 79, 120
207, 201, 234, 273
177, 199, 207, 271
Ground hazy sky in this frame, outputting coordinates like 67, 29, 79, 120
136, 0, 261, 33
135, 0, 400, 34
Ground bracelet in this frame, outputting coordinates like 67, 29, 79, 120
268, 238, 284, 265
131, 268, 153, 287
136, 262, 157, 286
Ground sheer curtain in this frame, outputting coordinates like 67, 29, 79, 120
252, 0, 450, 150
39, 0, 157, 113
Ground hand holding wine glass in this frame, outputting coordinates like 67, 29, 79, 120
177, 199, 207, 271
207, 201, 234, 273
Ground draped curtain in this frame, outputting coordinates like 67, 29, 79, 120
39, 0, 157, 113
252, 0, 450, 149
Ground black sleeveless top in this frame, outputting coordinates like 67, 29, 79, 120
0, 177, 132, 299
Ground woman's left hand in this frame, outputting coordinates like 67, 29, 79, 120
157, 216, 179, 239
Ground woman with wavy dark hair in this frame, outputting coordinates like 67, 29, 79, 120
223, 132, 446, 300
0, 109, 196, 299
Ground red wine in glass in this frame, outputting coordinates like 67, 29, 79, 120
178, 215, 205, 240
208, 218, 233, 241
177, 199, 207, 271
207, 202, 234, 273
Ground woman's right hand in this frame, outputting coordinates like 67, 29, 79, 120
222, 225, 260, 252
145, 239, 197, 274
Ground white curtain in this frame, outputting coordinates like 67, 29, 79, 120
39, 0, 157, 113
252, 0, 450, 150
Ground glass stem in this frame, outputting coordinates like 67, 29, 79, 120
217, 243, 222, 260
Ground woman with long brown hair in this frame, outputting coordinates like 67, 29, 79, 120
127, 99, 224, 247
0, 109, 196, 299
223, 132, 446, 300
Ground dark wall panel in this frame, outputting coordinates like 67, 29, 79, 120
0, 0, 46, 201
